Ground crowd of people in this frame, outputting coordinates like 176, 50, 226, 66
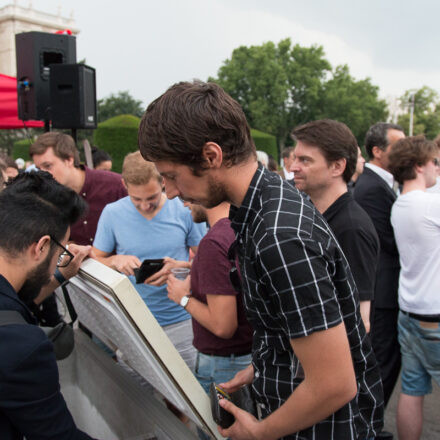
0, 80, 439, 440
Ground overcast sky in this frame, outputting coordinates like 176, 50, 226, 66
3, 0, 439, 109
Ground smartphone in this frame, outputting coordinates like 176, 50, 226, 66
209, 383, 235, 429
134, 259, 164, 284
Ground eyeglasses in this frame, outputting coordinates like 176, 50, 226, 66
50, 236, 74, 267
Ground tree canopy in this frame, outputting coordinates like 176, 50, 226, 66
398, 86, 440, 139
97, 91, 144, 123
210, 38, 388, 151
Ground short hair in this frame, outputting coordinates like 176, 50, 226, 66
1, 156, 18, 170
281, 147, 294, 159
364, 122, 404, 159
0, 171, 87, 258
92, 148, 112, 168
30, 132, 80, 166
256, 150, 269, 168
268, 156, 278, 172
434, 133, 440, 149
388, 135, 438, 184
122, 151, 162, 186
138, 80, 256, 173
291, 119, 358, 183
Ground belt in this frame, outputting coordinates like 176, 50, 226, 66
200, 350, 251, 358
401, 310, 440, 323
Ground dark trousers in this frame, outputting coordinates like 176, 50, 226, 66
370, 307, 401, 406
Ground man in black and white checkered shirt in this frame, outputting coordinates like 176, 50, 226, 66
138, 80, 384, 440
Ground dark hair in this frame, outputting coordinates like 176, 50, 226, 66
0, 171, 87, 257
92, 148, 112, 168
30, 132, 80, 167
138, 80, 256, 172
388, 135, 438, 184
281, 147, 294, 159
268, 155, 278, 172
291, 119, 358, 183
364, 122, 404, 159
1, 156, 18, 170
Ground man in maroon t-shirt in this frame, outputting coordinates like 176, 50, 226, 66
167, 201, 253, 393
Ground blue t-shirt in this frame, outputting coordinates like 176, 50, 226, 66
93, 196, 206, 326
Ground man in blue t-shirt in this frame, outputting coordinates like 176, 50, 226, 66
93, 151, 206, 370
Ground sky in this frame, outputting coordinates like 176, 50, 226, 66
3, 0, 440, 110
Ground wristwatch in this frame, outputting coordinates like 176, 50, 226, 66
180, 295, 190, 309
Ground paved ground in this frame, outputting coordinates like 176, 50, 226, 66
383, 376, 440, 439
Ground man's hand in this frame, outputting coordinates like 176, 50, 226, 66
108, 254, 141, 276
58, 244, 94, 280
219, 364, 254, 394
217, 399, 269, 440
167, 274, 191, 304
146, 256, 190, 286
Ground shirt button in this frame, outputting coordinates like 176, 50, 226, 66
89, 238, 93, 242
83, 220, 87, 225
82, 193, 86, 197
255, 371, 259, 378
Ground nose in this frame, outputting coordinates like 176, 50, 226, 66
163, 179, 180, 200
291, 157, 301, 173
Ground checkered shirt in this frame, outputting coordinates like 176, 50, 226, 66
229, 165, 384, 440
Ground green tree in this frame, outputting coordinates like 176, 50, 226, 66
97, 91, 144, 123
210, 38, 331, 151
398, 86, 440, 139
317, 65, 388, 145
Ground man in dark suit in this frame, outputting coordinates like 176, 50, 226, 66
278, 146, 295, 185
0, 172, 96, 440
354, 122, 405, 410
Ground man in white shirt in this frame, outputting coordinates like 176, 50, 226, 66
278, 147, 295, 182
388, 135, 440, 440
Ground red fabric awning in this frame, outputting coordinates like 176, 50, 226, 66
0, 73, 44, 129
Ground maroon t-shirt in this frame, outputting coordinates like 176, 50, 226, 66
191, 218, 253, 356
70, 166, 127, 245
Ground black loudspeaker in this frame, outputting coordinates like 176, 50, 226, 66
50, 64, 97, 129
15, 31, 76, 121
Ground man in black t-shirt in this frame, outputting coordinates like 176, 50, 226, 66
292, 119, 379, 333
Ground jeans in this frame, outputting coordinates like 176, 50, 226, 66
195, 351, 252, 393
398, 311, 440, 396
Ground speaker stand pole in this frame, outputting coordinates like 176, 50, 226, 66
44, 118, 50, 133
71, 128, 77, 144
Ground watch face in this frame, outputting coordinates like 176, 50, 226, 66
180, 295, 189, 308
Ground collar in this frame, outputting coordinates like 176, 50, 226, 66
0, 274, 37, 324
365, 163, 394, 189
322, 191, 352, 222
229, 163, 266, 236
283, 167, 294, 181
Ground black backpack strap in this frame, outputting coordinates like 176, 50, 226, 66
0, 310, 27, 326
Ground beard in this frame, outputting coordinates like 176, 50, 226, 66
191, 205, 207, 223
203, 175, 228, 209
18, 252, 53, 303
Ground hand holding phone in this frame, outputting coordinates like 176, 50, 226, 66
134, 259, 164, 284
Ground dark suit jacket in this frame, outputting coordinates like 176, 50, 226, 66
354, 167, 400, 309
0, 275, 93, 440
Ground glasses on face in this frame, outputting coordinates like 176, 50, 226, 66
50, 236, 74, 267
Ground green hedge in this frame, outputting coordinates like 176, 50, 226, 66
251, 129, 278, 161
93, 114, 140, 173
12, 139, 34, 161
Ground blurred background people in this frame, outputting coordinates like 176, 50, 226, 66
92, 147, 112, 171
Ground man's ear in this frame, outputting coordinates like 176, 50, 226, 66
31, 235, 51, 262
201, 142, 223, 169
331, 158, 346, 178
371, 146, 383, 160
121, 178, 128, 190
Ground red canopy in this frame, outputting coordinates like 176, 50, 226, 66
0, 73, 44, 129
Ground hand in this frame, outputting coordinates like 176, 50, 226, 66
219, 364, 254, 393
167, 274, 191, 304
109, 254, 142, 276
145, 256, 190, 286
58, 244, 94, 280
217, 399, 267, 440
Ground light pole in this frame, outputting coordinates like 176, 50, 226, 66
409, 93, 415, 136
